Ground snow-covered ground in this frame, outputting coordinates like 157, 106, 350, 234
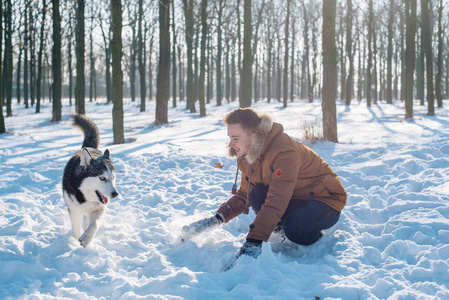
1, 97, 448, 299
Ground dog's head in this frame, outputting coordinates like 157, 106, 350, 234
78, 148, 119, 205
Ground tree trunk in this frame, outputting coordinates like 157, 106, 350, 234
216, 0, 224, 106
282, 0, 290, 108
111, 0, 124, 143
231, 48, 236, 102
239, 0, 252, 107
225, 39, 230, 102
302, 2, 311, 102
276, 37, 281, 102
75, 0, 85, 115
0, 0, 4, 133
400, 5, 406, 101
421, 0, 434, 116
5, 1, 14, 113
386, 0, 394, 104
149, 35, 154, 100
345, 0, 353, 105
339, 8, 346, 102
24, 3, 29, 108
138, 0, 146, 111
51, 0, 62, 122
36, 0, 46, 113
322, 0, 338, 143
178, 44, 184, 101
290, 19, 296, 102
100, 20, 112, 104
171, 2, 177, 108
182, 0, 196, 112
17, 37, 23, 105
130, 23, 137, 102
266, 25, 272, 103
366, 0, 373, 107
404, 0, 417, 119
68, 11, 73, 106
417, 34, 425, 104
373, 17, 378, 105
89, 3, 95, 103
198, 0, 207, 116
155, 0, 171, 125
435, 0, 443, 107
207, 35, 212, 103
29, 6, 36, 107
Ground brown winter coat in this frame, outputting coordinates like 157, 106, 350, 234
216, 114, 347, 242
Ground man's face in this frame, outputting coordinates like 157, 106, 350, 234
227, 123, 253, 157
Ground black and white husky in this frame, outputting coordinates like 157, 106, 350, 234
63, 115, 119, 247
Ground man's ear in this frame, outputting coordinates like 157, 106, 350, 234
80, 148, 93, 168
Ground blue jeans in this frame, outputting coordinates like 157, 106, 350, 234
249, 184, 341, 246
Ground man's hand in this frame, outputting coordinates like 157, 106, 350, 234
182, 214, 223, 236
223, 239, 262, 271
237, 239, 262, 258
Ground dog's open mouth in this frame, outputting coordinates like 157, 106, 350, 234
95, 191, 109, 204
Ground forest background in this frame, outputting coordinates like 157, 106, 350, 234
0, 0, 448, 142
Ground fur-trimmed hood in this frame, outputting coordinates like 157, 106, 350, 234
245, 113, 274, 164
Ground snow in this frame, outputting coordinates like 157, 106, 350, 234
1, 97, 449, 299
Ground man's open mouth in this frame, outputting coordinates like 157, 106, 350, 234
95, 191, 109, 204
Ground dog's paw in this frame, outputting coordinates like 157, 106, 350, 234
79, 233, 93, 247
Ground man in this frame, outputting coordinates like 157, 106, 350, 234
183, 108, 347, 265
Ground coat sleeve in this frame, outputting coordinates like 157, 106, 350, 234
247, 149, 300, 241
216, 164, 250, 222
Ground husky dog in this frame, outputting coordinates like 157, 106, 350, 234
63, 115, 119, 247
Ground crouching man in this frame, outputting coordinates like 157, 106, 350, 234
183, 108, 347, 267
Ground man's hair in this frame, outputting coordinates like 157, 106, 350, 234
223, 108, 261, 134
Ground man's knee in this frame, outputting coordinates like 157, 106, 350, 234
284, 228, 323, 246
249, 184, 269, 213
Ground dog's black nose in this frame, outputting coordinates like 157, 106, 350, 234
111, 191, 119, 199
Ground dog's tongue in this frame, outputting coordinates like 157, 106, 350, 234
97, 192, 109, 204
101, 194, 109, 204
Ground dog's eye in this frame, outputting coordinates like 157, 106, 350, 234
100, 177, 106, 181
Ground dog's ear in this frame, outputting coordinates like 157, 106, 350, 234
80, 148, 93, 168
103, 149, 110, 159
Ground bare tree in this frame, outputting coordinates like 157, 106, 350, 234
171, 1, 177, 108
0, 0, 5, 133
239, 0, 252, 107
36, 0, 47, 113
322, 0, 338, 143
155, 0, 171, 125
366, 0, 373, 107
89, 1, 96, 102
51, 0, 62, 122
283, 0, 291, 107
215, 0, 225, 106
75, 0, 85, 114
198, 0, 208, 116
182, 0, 196, 112
138, 0, 146, 111
421, 0, 434, 116
404, 0, 417, 119
435, 0, 443, 108
111, 0, 124, 143
345, 0, 354, 105
386, 0, 394, 104
98, 2, 112, 104
67, 2, 74, 106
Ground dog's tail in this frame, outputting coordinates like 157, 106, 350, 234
72, 114, 100, 149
